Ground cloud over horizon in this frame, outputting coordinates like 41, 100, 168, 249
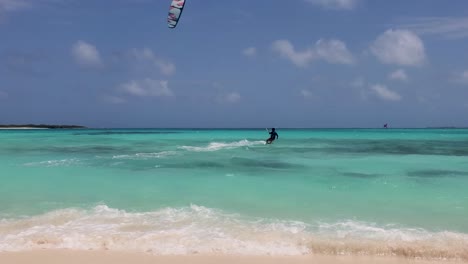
72, 40, 102, 68
398, 16, 468, 39
304, 0, 359, 10
300, 89, 314, 99
120, 79, 173, 97
129, 48, 175, 76
0, 0, 30, 12
371, 29, 426, 66
215, 91, 241, 104
454, 70, 468, 85
272, 39, 354, 67
0, 0, 33, 21
242, 47, 256, 57
370, 84, 401, 101
388, 69, 408, 81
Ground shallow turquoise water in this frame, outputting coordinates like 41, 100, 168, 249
1, 128, 467, 257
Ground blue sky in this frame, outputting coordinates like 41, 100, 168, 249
1, 0, 468, 128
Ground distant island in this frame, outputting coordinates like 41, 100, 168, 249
0, 124, 87, 129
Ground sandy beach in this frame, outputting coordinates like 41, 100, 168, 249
0, 251, 465, 264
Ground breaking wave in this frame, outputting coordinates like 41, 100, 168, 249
1, 205, 467, 260
179, 140, 265, 152
23, 158, 82, 167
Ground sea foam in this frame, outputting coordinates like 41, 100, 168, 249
1, 205, 467, 260
112, 151, 176, 160
23, 158, 81, 167
179, 140, 265, 152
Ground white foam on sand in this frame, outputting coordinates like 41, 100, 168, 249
1, 205, 467, 260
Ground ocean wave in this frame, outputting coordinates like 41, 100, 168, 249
1, 205, 467, 260
112, 151, 176, 160
0, 205, 306, 255
179, 140, 265, 152
23, 158, 81, 167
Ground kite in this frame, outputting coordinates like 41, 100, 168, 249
167, 0, 186, 29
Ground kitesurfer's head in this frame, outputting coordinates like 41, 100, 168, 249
271, 128, 275, 131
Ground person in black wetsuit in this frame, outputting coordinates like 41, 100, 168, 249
266, 128, 278, 144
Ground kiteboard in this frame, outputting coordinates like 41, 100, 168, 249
265, 128, 275, 144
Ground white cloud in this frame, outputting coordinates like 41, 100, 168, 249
454, 70, 468, 85
300, 89, 314, 98
216, 92, 241, 103
129, 48, 175, 76
350, 77, 367, 100
0, 0, 31, 12
388, 69, 408, 81
272, 39, 354, 67
225, 92, 241, 103
315, 39, 354, 64
0, 0, 68, 22
399, 17, 468, 39
156, 61, 175, 76
121, 79, 173, 97
369, 84, 401, 101
242, 47, 256, 57
272, 40, 315, 67
304, 0, 359, 10
72, 40, 102, 68
371, 29, 426, 66
0, 0, 38, 20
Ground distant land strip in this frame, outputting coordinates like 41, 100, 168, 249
0, 124, 87, 129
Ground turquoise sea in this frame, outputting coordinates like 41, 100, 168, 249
1, 128, 467, 259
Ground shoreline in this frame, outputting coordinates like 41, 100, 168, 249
0, 127, 49, 129
2, 127, 468, 130
0, 124, 86, 129
0, 250, 465, 264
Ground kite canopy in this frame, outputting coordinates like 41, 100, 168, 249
167, 0, 186, 28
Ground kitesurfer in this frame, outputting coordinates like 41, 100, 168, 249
266, 128, 279, 144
